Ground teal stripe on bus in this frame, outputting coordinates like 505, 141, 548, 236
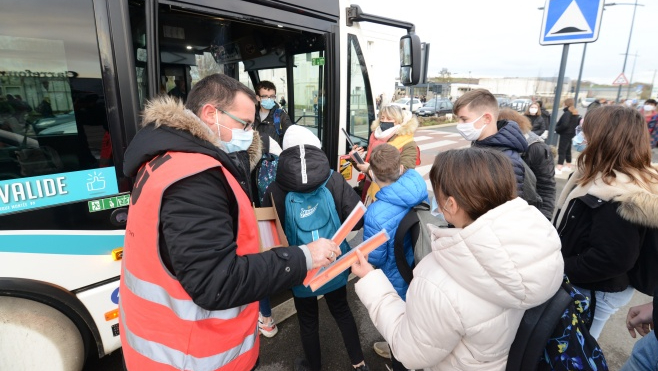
0, 233, 124, 255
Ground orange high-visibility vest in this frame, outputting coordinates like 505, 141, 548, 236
120, 151, 259, 371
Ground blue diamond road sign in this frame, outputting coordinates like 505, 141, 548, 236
540, 0, 605, 45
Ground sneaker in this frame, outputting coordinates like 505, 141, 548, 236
373, 341, 391, 359
353, 363, 370, 371
258, 314, 278, 338
555, 168, 562, 175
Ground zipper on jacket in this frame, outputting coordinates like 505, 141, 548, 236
557, 200, 577, 237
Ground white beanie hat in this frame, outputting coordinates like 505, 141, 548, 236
282, 125, 322, 150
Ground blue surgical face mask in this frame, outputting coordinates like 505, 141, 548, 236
430, 195, 448, 225
215, 110, 254, 153
379, 121, 395, 131
260, 98, 276, 110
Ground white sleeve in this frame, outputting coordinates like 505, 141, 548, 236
355, 270, 463, 370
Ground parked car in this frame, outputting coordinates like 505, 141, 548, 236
416, 99, 453, 117
510, 99, 532, 112
580, 97, 596, 108
390, 98, 423, 112
496, 97, 511, 107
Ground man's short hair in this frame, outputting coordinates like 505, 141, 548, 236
185, 74, 256, 116
369, 144, 401, 183
453, 89, 499, 118
646, 99, 657, 105
255, 81, 276, 95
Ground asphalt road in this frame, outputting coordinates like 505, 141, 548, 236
86, 124, 657, 371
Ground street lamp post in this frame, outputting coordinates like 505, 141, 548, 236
610, 0, 643, 103
623, 51, 639, 100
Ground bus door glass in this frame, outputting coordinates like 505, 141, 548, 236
0, 0, 123, 222
152, 4, 327, 140
290, 51, 325, 142
346, 34, 375, 147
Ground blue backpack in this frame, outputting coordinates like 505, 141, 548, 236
284, 171, 350, 297
252, 153, 278, 207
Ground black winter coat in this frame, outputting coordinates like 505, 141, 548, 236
555, 108, 580, 137
554, 168, 658, 294
123, 97, 308, 311
255, 104, 292, 152
527, 114, 546, 136
264, 144, 364, 232
524, 132, 556, 219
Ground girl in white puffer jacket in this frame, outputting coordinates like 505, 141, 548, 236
352, 147, 564, 371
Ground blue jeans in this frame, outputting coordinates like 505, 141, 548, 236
259, 297, 272, 317
620, 331, 658, 371
575, 285, 635, 340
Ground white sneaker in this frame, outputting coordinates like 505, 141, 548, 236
258, 314, 278, 338
373, 341, 391, 359
555, 168, 562, 175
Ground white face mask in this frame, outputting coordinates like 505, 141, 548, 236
644, 105, 655, 112
456, 114, 485, 141
529, 107, 539, 115
215, 110, 254, 153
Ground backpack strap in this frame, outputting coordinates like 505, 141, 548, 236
394, 208, 420, 284
273, 109, 282, 136
506, 286, 572, 371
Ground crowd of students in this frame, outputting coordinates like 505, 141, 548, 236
119, 74, 656, 371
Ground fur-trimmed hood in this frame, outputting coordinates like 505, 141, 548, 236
370, 110, 419, 136
125, 96, 262, 177
555, 165, 658, 229
125, 96, 262, 178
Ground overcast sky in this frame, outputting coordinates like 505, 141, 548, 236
358, 0, 657, 86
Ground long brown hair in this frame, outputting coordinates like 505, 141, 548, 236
563, 98, 578, 115
578, 105, 658, 186
429, 147, 516, 221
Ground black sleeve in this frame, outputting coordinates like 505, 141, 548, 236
280, 110, 293, 138
160, 169, 307, 311
526, 143, 556, 219
563, 203, 642, 283
555, 112, 570, 133
329, 172, 364, 230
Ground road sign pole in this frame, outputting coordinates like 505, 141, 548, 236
616, 0, 639, 103
548, 44, 569, 146
573, 43, 587, 112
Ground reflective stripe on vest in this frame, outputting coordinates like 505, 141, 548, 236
120, 151, 259, 370
120, 303, 258, 371
122, 267, 247, 321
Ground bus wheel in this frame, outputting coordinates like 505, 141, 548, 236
0, 297, 85, 371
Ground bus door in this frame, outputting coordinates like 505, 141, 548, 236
132, 1, 338, 161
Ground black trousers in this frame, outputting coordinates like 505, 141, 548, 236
293, 285, 364, 370
391, 352, 408, 371
557, 134, 574, 165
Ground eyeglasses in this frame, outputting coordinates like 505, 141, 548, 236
218, 109, 253, 131
259, 95, 276, 100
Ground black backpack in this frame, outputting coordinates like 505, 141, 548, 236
626, 226, 658, 295
393, 202, 447, 284
506, 276, 608, 371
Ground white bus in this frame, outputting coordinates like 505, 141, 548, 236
0, 0, 421, 369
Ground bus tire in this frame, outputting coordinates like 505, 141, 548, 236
0, 296, 85, 371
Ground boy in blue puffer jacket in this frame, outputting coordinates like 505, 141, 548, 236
363, 143, 428, 371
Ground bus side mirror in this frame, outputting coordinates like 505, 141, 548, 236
400, 33, 421, 86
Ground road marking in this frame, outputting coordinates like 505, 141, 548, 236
413, 135, 433, 142
426, 179, 433, 191
415, 164, 432, 176
418, 140, 457, 151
